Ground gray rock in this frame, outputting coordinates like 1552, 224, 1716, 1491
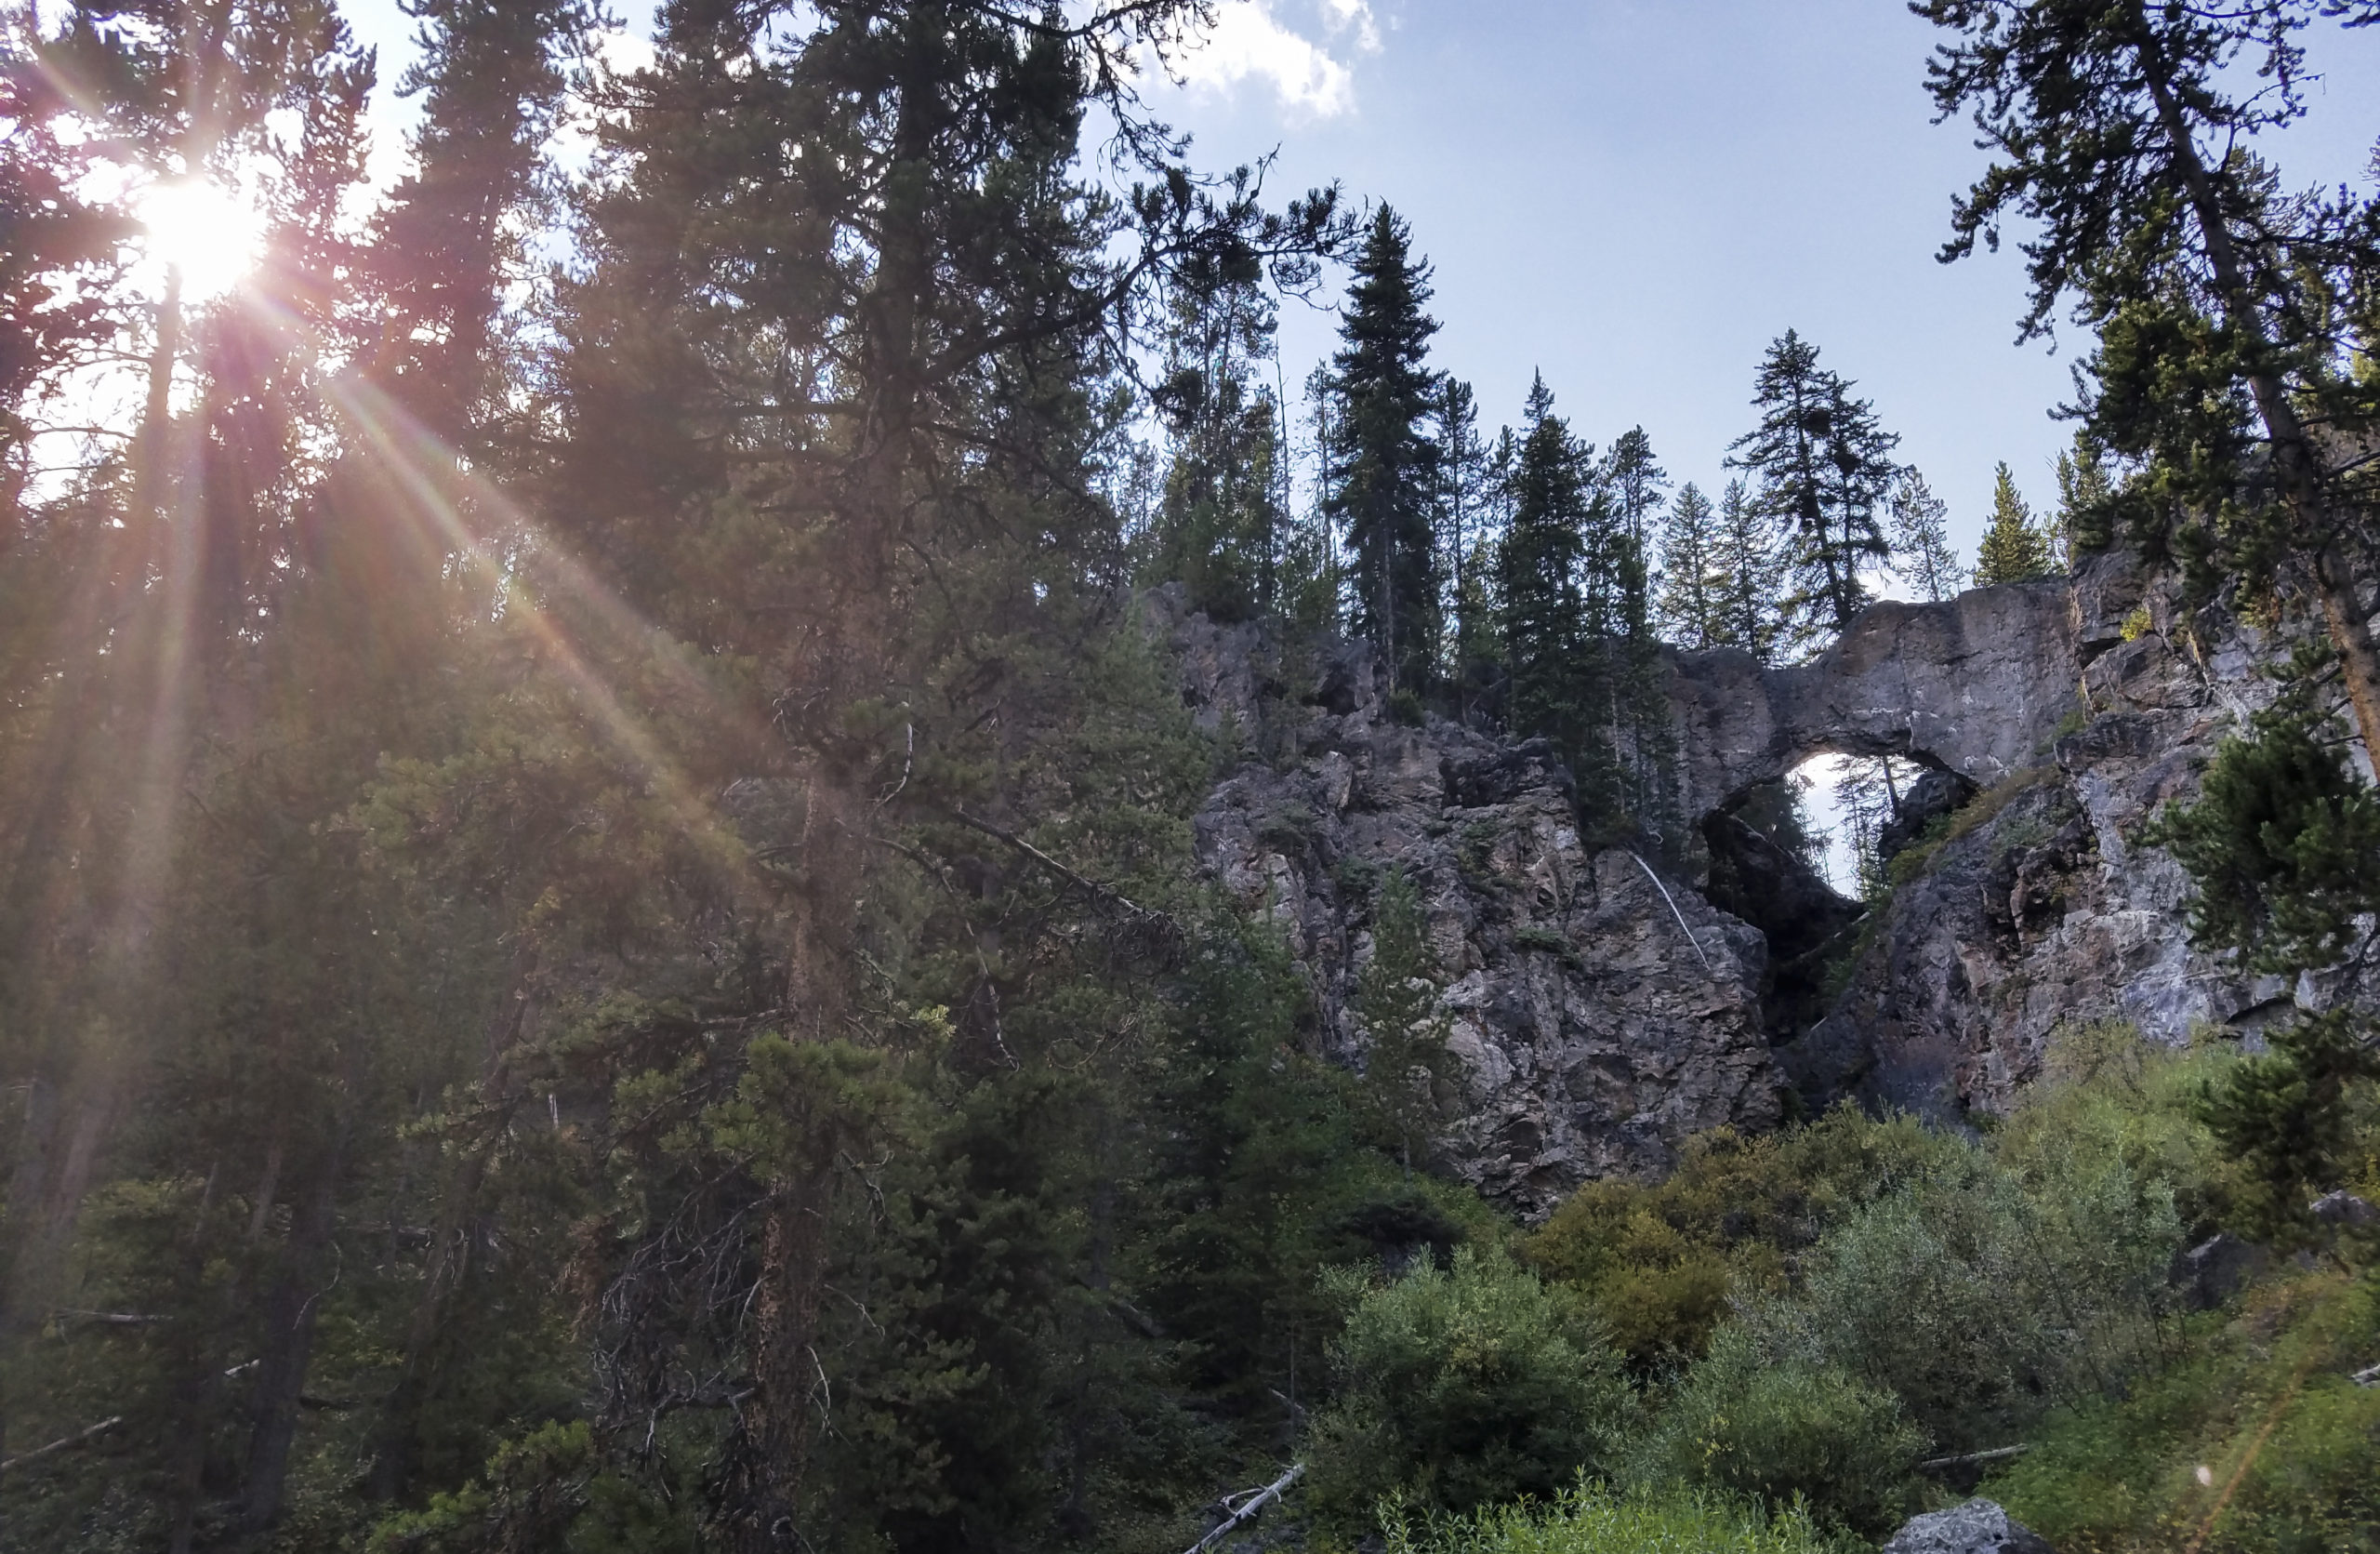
1880, 1499, 2055, 1554
2311, 1190, 2379, 1229
1150, 536, 2380, 1192
1154, 590, 1778, 1220
2174, 1232, 2270, 1311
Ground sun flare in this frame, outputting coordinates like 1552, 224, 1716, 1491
138, 178, 266, 302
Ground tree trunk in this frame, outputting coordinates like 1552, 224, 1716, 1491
239, 1136, 345, 1536
2135, 23, 2380, 761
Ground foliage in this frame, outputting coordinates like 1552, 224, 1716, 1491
1307, 1247, 1633, 1533
1974, 462, 2055, 586
1988, 1268, 2380, 1554
1726, 331, 1899, 647
2146, 653, 2380, 973
1327, 206, 1445, 697
2199, 1011, 2380, 1238
1524, 1109, 1965, 1369
1378, 1481, 1851, 1554
1626, 1324, 1922, 1540
1886, 469, 1966, 604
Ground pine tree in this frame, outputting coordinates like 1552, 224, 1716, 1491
1326, 206, 1444, 698
1974, 462, 2054, 586
2052, 434, 2111, 571
1436, 378, 1499, 711
1887, 469, 1966, 602
1656, 483, 1727, 649
1919, 0, 2380, 759
1497, 374, 1591, 771
1602, 428, 1675, 833
1149, 250, 1288, 622
1727, 331, 1898, 648
1711, 476, 1783, 660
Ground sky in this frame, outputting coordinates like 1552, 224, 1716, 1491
337, 0, 2380, 568
332, 0, 2380, 887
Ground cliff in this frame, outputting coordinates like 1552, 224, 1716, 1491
1152, 550, 2378, 1215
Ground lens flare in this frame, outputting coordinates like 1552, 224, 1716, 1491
139, 179, 265, 301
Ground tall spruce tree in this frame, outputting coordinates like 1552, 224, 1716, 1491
1657, 482, 1727, 650
1497, 373, 1593, 782
1918, 0, 2380, 758
1888, 469, 1966, 602
2052, 433, 2112, 572
1149, 246, 1288, 621
1711, 475, 1782, 660
1975, 461, 2055, 586
1727, 331, 1899, 647
1436, 378, 1499, 711
1326, 205, 1444, 697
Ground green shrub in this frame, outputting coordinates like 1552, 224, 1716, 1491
1307, 1246, 1633, 1531
1379, 1480, 1850, 1554
1524, 1109, 1965, 1369
1630, 1324, 1922, 1539
1751, 1140, 2184, 1455
2211, 1377, 2380, 1554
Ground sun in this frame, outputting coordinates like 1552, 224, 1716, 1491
138, 178, 267, 303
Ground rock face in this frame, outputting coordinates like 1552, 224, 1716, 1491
1155, 591, 1780, 1219
1156, 538, 2379, 1201
1880, 1499, 2055, 1554
1774, 551, 2378, 1119
1667, 579, 2082, 819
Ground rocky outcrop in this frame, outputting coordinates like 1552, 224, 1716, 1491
1155, 536, 2379, 1192
1154, 591, 1780, 1219
1881, 1499, 2055, 1554
1667, 579, 2082, 819
1779, 550, 2380, 1119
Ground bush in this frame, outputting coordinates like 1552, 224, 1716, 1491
1379, 1481, 1849, 1554
1630, 1323, 1922, 1539
1750, 1139, 2184, 1454
1307, 1246, 1633, 1530
1523, 1109, 1965, 1369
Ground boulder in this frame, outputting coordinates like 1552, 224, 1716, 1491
1880, 1499, 2055, 1554
2174, 1232, 2270, 1312
2311, 1190, 2379, 1229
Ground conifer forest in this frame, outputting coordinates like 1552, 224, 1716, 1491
7, 4, 2380, 1552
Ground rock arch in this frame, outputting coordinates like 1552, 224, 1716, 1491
1666, 578, 2085, 821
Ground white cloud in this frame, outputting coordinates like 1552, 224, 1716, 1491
1170, 1, 1375, 118
1322, 0, 1382, 53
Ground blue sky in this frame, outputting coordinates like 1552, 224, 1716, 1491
342, 0, 2380, 568
1139, 0, 2380, 565
331, 0, 2376, 887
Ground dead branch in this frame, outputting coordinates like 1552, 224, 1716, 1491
1, 1415, 125, 1472
1186, 1462, 1302, 1554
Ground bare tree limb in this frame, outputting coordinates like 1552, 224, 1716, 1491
1, 1415, 125, 1471
1186, 1463, 1302, 1554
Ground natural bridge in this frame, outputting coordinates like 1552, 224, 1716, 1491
1663, 576, 2089, 821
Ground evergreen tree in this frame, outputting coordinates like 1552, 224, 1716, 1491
1326, 206, 1444, 697
1887, 469, 1966, 603
1436, 378, 1499, 712
1657, 482, 1728, 650
1919, 0, 2380, 758
1974, 462, 2054, 586
1149, 248, 1288, 621
1711, 476, 1783, 660
1727, 331, 1897, 648
1602, 429, 1676, 836
1497, 374, 1593, 780
2052, 434, 2112, 571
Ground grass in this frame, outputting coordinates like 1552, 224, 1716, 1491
1883, 764, 2065, 891
1985, 1265, 2380, 1554
1375, 1483, 1859, 1554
